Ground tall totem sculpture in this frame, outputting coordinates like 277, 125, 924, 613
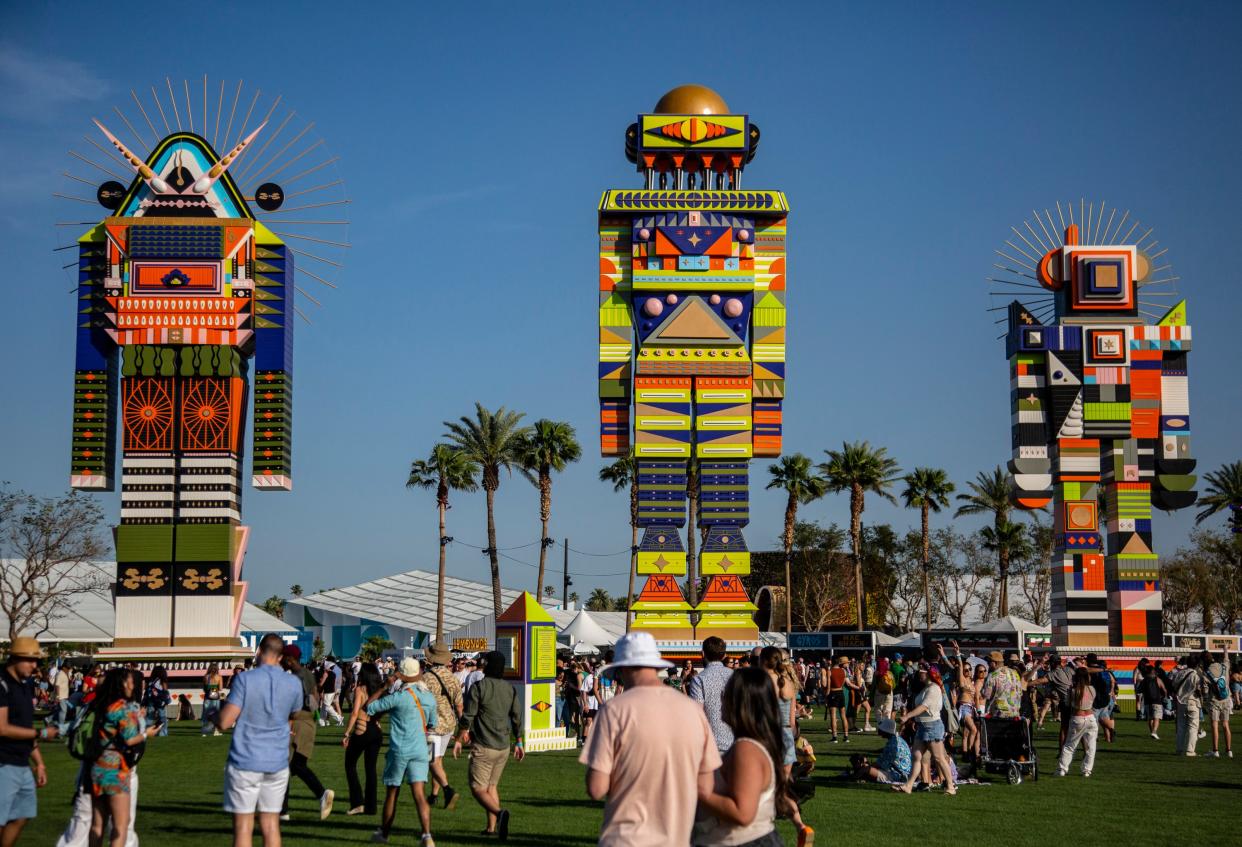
998, 205, 1195, 648
598, 85, 787, 648
62, 82, 343, 665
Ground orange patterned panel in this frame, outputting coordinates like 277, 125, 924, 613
1082, 553, 1105, 591
122, 379, 175, 452
180, 377, 246, 452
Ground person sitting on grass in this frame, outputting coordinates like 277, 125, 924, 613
366, 658, 439, 846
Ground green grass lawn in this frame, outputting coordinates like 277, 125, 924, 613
19, 710, 1241, 845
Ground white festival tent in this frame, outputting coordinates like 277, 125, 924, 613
561, 610, 616, 652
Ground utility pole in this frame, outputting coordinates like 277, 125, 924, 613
562, 538, 573, 609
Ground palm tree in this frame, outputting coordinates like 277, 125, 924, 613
407, 443, 479, 641
1195, 460, 1242, 533
585, 587, 612, 611
443, 403, 530, 617
766, 454, 828, 635
901, 467, 955, 628
515, 420, 582, 598
599, 454, 640, 630
980, 519, 1033, 617
819, 441, 901, 629
954, 466, 1016, 613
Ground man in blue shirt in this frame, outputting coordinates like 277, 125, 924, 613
686, 637, 734, 754
215, 634, 304, 847
367, 658, 439, 846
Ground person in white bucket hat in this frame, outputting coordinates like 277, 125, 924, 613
580, 632, 721, 847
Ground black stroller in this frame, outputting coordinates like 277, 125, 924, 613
978, 716, 1039, 784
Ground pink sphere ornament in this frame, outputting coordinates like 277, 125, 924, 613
644, 299, 664, 317
709, 294, 722, 305
723, 298, 743, 318
666, 294, 679, 305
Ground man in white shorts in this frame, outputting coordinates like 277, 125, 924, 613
215, 633, 305, 846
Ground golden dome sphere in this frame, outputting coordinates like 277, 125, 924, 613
653, 84, 729, 115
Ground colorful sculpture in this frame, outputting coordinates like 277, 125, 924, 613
997, 204, 1195, 648
61, 81, 344, 663
598, 85, 787, 647
495, 593, 576, 751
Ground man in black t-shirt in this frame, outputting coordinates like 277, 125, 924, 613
1, 636, 58, 843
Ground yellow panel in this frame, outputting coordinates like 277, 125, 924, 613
700, 551, 751, 575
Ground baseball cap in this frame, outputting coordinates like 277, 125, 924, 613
400, 658, 420, 676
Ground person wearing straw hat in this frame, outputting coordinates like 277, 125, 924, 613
416, 642, 463, 811
367, 657, 439, 846
580, 631, 721, 847
1, 636, 57, 844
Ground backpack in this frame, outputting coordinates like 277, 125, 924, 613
67, 708, 104, 761
876, 671, 894, 694
1210, 667, 1229, 701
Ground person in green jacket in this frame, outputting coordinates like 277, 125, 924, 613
366, 658, 439, 846
453, 651, 524, 840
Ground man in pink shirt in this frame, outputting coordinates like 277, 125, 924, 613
580, 632, 721, 847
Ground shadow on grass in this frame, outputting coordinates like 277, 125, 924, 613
1150, 779, 1239, 791
517, 797, 605, 809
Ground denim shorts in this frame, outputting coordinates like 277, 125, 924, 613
915, 719, 945, 743
781, 728, 796, 766
0, 763, 36, 824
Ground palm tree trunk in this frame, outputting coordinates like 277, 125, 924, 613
486, 486, 501, 618
851, 484, 864, 630
626, 479, 639, 631
922, 504, 932, 629
784, 495, 796, 636
536, 475, 552, 597
436, 500, 447, 642
999, 549, 1009, 617
687, 461, 699, 608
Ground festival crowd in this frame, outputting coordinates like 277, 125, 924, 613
1, 632, 1239, 846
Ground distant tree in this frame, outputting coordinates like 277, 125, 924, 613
259, 595, 286, 620
568, 591, 580, 606
901, 467, 954, 628
359, 634, 395, 662
979, 519, 1032, 617
0, 490, 107, 642
407, 443, 479, 641
585, 588, 612, 612
599, 454, 640, 628
766, 454, 828, 635
515, 419, 582, 599
1010, 517, 1052, 626
820, 441, 902, 629
611, 595, 630, 613
931, 529, 996, 629
311, 636, 326, 663
1195, 460, 1242, 532
444, 403, 530, 618
290, 584, 303, 597
543, 585, 556, 598
884, 531, 932, 633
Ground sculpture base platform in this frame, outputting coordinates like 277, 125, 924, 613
95, 643, 252, 678
524, 728, 578, 753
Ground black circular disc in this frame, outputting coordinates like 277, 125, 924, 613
97, 181, 125, 210
255, 182, 284, 211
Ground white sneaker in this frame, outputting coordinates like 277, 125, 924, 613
370, 829, 388, 844
1184, 752, 1197, 757
319, 789, 335, 820
1204, 751, 1219, 758
279, 814, 290, 822
1229, 751, 1234, 758
1150, 732, 1159, 740
420, 835, 436, 847
1198, 730, 1207, 739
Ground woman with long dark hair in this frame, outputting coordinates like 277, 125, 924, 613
142, 666, 170, 737
87, 668, 158, 847
342, 662, 385, 816
201, 663, 223, 736
695, 667, 810, 847
1055, 667, 1098, 777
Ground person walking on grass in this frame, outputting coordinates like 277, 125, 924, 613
893, 664, 956, 796
342, 663, 386, 817
1204, 647, 1233, 759
1171, 655, 1210, 756
279, 645, 334, 821
87, 668, 160, 847
1055, 667, 1098, 778
1, 637, 58, 846
366, 658, 439, 846
582, 632, 721, 847
202, 663, 224, 736
695, 667, 814, 847
1137, 665, 1168, 740
214, 634, 304, 847
687, 637, 734, 755
417, 643, 464, 811
454, 651, 524, 840
825, 656, 850, 743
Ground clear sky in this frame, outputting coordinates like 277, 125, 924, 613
2, 2, 1239, 604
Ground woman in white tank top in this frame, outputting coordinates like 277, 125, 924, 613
695, 667, 812, 847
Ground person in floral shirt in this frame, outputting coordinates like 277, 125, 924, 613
874, 718, 912, 782
982, 651, 1023, 718
89, 668, 158, 843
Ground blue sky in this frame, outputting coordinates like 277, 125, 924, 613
2, 2, 1239, 602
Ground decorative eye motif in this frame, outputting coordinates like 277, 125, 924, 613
96, 181, 125, 209
255, 182, 284, 211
